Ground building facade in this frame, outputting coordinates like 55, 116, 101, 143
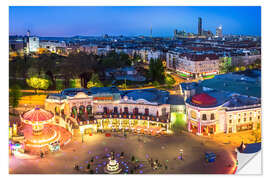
45, 87, 171, 135
182, 83, 261, 136
166, 52, 220, 79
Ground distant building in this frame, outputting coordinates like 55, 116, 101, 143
198, 17, 202, 36
27, 36, 39, 53
166, 52, 220, 79
39, 41, 67, 54
78, 44, 98, 55
216, 25, 223, 38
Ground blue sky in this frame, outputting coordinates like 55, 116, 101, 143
9, 6, 261, 37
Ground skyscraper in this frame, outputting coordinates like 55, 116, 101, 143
216, 25, 223, 38
198, 17, 202, 36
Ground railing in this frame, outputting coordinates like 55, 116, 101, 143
225, 104, 261, 111
93, 112, 169, 123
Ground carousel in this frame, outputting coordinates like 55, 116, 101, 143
20, 107, 72, 154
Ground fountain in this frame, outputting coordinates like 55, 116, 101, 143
104, 151, 122, 174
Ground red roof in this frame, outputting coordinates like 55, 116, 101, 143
191, 93, 217, 106
21, 108, 54, 122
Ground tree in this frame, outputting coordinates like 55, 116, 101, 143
26, 77, 50, 93
219, 58, 233, 74
9, 85, 22, 114
240, 66, 246, 71
87, 73, 103, 88
234, 67, 240, 72
148, 58, 165, 84
165, 74, 176, 87
153, 81, 160, 87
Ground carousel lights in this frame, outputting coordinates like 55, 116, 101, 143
29, 129, 57, 144
27, 133, 61, 148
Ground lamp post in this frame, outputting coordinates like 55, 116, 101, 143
80, 128, 84, 143
180, 149, 183, 160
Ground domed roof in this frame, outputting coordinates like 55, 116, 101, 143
21, 108, 54, 122
191, 93, 217, 107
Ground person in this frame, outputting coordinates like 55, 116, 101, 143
40, 152, 44, 158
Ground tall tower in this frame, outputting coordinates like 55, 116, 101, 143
150, 26, 152, 38
198, 17, 202, 36
27, 30, 30, 37
216, 25, 223, 38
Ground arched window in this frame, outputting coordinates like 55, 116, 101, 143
134, 108, 139, 115
145, 108, 149, 116
114, 107, 118, 113
124, 107, 129, 114
202, 114, 207, 120
162, 108, 166, 116
210, 113, 215, 120
87, 105, 92, 115
103, 107, 108, 114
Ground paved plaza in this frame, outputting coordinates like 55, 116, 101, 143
9, 131, 237, 174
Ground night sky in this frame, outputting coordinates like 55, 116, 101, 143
9, 6, 261, 37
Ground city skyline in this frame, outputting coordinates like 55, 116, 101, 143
9, 6, 261, 37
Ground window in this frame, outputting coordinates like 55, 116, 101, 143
114, 107, 118, 113
134, 108, 139, 115
258, 115, 260, 119
124, 107, 129, 114
191, 110, 197, 119
250, 112, 252, 115
229, 120, 232, 124
244, 113, 246, 116
238, 119, 241, 123
162, 108, 167, 116
210, 113, 215, 120
145, 108, 149, 115
244, 118, 246, 122
202, 114, 207, 120
238, 114, 241, 117
249, 117, 252, 121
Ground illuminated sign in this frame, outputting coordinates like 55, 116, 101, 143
93, 96, 113, 101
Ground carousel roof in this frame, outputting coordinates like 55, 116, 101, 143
21, 108, 54, 122
191, 93, 217, 107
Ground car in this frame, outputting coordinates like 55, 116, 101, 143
205, 152, 216, 163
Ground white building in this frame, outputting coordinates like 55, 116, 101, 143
27, 36, 39, 53
39, 41, 67, 53
147, 50, 162, 63
166, 51, 220, 79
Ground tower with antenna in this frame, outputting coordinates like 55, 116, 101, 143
150, 26, 152, 38
27, 30, 30, 37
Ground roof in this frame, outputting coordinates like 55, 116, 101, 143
168, 95, 185, 105
21, 108, 54, 122
199, 71, 261, 98
122, 88, 169, 104
61, 88, 91, 96
186, 89, 231, 108
224, 95, 261, 110
90, 86, 120, 94
191, 93, 217, 106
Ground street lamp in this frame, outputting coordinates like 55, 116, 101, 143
80, 128, 84, 143
180, 149, 183, 160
